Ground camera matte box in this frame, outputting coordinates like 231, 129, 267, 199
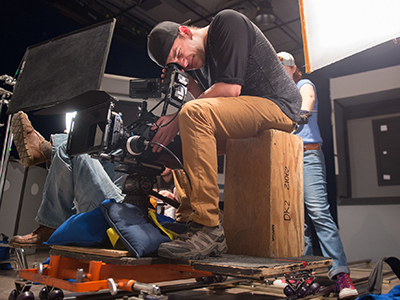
224, 129, 304, 258
66, 98, 113, 157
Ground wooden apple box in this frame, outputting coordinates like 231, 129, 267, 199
224, 129, 304, 258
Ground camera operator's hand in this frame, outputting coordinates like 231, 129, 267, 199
158, 189, 178, 203
151, 114, 179, 152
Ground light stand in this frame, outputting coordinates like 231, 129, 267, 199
0, 75, 16, 207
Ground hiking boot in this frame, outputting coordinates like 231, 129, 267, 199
8, 225, 55, 249
157, 221, 228, 260
11, 111, 52, 168
335, 273, 359, 299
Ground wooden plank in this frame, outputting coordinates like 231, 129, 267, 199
224, 129, 304, 258
192, 255, 332, 278
50, 246, 170, 266
52, 245, 131, 257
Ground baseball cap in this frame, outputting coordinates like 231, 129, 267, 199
147, 21, 181, 67
277, 51, 295, 67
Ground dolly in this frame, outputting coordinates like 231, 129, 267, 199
9, 245, 332, 300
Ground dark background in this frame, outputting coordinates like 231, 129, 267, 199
1, 0, 400, 229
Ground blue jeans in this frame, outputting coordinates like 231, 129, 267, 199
303, 149, 349, 279
36, 134, 124, 228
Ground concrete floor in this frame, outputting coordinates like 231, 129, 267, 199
1, 247, 399, 300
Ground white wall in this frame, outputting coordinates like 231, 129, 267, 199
347, 114, 400, 198
331, 65, 400, 263
330, 65, 400, 100
342, 113, 400, 262
338, 204, 400, 263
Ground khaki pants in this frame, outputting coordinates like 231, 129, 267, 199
174, 96, 295, 227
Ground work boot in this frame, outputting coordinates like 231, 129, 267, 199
335, 273, 359, 299
11, 111, 52, 168
157, 221, 228, 260
8, 225, 55, 249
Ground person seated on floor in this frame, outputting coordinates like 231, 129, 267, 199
8, 111, 179, 248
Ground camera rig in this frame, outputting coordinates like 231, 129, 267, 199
66, 63, 189, 208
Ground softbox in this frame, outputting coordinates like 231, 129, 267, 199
7, 18, 116, 114
299, 0, 400, 73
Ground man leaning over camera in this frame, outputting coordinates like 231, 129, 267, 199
146, 9, 301, 260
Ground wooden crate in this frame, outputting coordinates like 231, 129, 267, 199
224, 129, 304, 258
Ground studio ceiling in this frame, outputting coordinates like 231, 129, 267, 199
45, 0, 306, 69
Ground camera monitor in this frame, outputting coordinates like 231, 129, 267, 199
7, 18, 116, 114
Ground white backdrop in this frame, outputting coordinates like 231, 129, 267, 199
299, 0, 400, 73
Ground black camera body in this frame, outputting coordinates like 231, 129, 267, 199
129, 63, 189, 114
66, 63, 188, 163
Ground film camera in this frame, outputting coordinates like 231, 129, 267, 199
66, 63, 189, 208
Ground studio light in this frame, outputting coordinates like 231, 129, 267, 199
254, 0, 276, 27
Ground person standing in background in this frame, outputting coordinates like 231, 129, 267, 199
278, 51, 358, 299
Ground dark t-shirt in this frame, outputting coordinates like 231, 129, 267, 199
188, 9, 301, 122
